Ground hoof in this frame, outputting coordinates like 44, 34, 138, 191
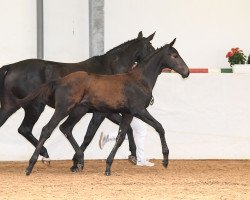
162, 160, 169, 168
128, 155, 137, 165
70, 164, 83, 173
42, 157, 51, 165
70, 166, 78, 173
104, 171, 111, 176
25, 169, 31, 176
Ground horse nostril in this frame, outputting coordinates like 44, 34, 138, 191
182, 70, 190, 78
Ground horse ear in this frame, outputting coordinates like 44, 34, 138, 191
146, 31, 156, 41
137, 31, 143, 39
169, 38, 176, 47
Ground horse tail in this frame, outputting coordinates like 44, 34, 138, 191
15, 81, 56, 107
0, 65, 10, 99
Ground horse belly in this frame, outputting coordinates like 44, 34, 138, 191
88, 91, 126, 112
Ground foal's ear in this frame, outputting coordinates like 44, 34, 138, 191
169, 38, 176, 47
146, 31, 156, 41
137, 31, 143, 39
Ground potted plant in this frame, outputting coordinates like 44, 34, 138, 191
226, 48, 250, 73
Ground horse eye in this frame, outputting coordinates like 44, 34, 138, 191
172, 54, 178, 58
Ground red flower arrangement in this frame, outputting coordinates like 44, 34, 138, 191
226, 48, 246, 66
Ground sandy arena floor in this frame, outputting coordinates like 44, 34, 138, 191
0, 160, 249, 200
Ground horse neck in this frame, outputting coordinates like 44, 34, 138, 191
133, 52, 164, 91
102, 40, 137, 73
104, 50, 136, 74
73, 56, 113, 74
61, 40, 142, 75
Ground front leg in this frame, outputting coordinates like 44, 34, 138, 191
105, 114, 133, 176
136, 109, 169, 168
107, 113, 137, 159
79, 112, 107, 152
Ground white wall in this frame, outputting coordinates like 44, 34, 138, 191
0, 0, 89, 66
44, 0, 89, 62
147, 74, 250, 159
105, 0, 250, 68
1, 0, 249, 66
0, 0, 36, 66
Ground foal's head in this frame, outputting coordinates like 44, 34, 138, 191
161, 39, 190, 78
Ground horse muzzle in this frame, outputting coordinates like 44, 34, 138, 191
182, 70, 190, 78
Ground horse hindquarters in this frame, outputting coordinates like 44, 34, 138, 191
0, 65, 10, 100
0, 65, 16, 127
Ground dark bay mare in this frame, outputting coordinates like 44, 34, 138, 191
16, 38, 189, 175
0, 32, 155, 163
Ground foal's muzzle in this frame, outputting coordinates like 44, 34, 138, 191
182, 70, 190, 78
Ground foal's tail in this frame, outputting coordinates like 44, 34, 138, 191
0, 65, 10, 99
15, 81, 56, 107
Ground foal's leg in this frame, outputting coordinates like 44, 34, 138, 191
106, 113, 137, 158
70, 112, 107, 171
25, 109, 72, 175
105, 114, 133, 176
18, 103, 50, 161
78, 112, 136, 157
136, 109, 169, 168
59, 106, 90, 172
70, 112, 137, 171
79, 112, 107, 152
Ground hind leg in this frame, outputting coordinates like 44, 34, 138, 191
79, 112, 107, 153
0, 102, 49, 161
25, 108, 70, 175
60, 112, 106, 172
70, 112, 107, 171
59, 105, 89, 172
18, 103, 50, 161
0, 106, 19, 127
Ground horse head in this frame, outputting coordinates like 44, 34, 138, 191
109, 32, 156, 73
161, 39, 190, 78
132, 32, 156, 64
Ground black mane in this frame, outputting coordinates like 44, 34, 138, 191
106, 39, 137, 54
